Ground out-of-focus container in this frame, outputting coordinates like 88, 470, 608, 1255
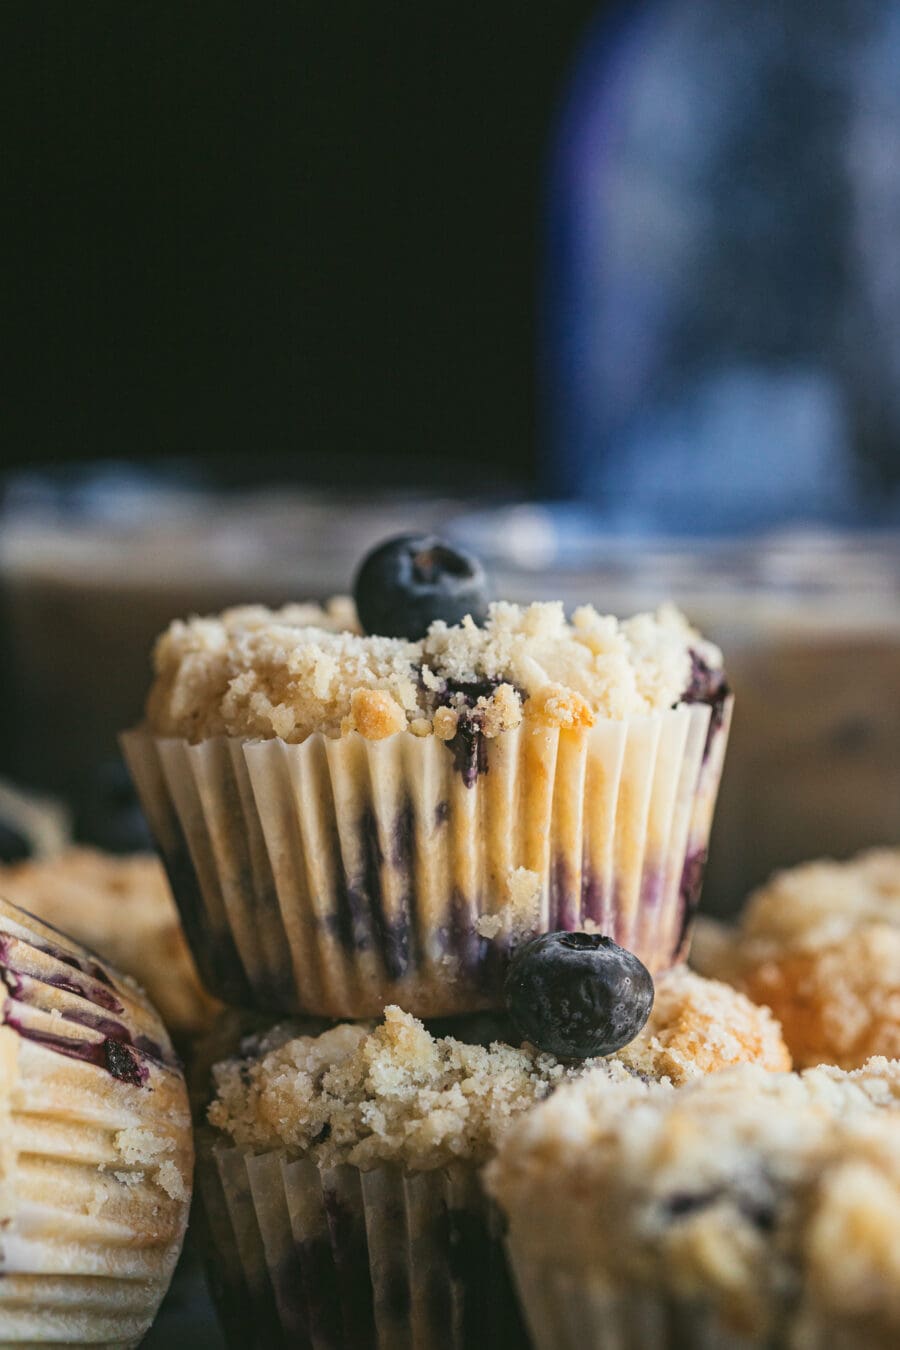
450, 507, 900, 914
0, 466, 466, 794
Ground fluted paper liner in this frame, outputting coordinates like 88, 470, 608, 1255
506, 1257, 764, 1350
0, 896, 192, 1348
197, 1135, 527, 1350
123, 697, 731, 1017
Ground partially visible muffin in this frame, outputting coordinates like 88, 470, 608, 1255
207, 970, 789, 1165
0, 847, 219, 1038
692, 848, 900, 1068
486, 1057, 900, 1350
0, 894, 193, 1347
196, 970, 787, 1349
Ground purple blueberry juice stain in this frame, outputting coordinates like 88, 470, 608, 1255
390, 798, 415, 869
1, 964, 173, 1068
445, 713, 489, 789
159, 830, 254, 1006
550, 856, 577, 930
581, 869, 606, 927
323, 1191, 376, 1350
0, 935, 122, 1012
273, 1239, 333, 1343
439, 676, 503, 705
360, 809, 410, 980
433, 676, 504, 789
434, 799, 450, 828
439, 888, 487, 978
0, 1009, 149, 1086
664, 1183, 778, 1235
675, 846, 708, 956
435, 1203, 529, 1348
0, 936, 172, 1085
680, 649, 731, 761
640, 866, 665, 909
331, 811, 413, 981
0, 917, 117, 991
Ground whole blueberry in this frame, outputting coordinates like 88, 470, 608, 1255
353, 534, 489, 640
504, 931, 655, 1059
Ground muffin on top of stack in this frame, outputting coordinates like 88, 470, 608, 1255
115, 532, 809, 1348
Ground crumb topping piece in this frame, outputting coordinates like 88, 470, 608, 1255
146, 597, 722, 743
485, 1058, 900, 1341
206, 971, 787, 1170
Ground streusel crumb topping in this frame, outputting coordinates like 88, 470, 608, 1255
206, 971, 786, 1170
146, 598, 722, 743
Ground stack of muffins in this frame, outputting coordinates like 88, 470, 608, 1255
118, 530, 793, 1350
4, 530, 899, 1348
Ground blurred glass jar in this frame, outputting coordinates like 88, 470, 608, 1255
0, 463, 465, 794
545, 0, 900, 531
451, 506, 900, 914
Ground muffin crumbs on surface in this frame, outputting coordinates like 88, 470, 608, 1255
206, 970, 787, 1170
146, 598, 722, 743
692, 849, 900, 1069
485, 1058, 900, 1340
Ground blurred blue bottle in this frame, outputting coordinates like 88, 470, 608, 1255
542, 0, 900, 532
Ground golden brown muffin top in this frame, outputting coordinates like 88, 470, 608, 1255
207, 969, 788, 1171
146, 598, 722, 744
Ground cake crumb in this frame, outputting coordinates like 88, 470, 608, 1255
347, 688, 407, 740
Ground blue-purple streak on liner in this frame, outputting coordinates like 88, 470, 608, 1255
0, 929, 175, 1087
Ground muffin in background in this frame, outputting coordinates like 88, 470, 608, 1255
486, 1057, 900, 1350
123, 570, 732, 1019
195, 969, 787, 1349
692, 848, 900, 1069
0, 846, 220, 1039
0, 894, 193, 1347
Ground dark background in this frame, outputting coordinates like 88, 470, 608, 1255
4, 3, 606, 488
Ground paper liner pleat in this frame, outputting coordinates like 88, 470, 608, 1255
507, 1258, 765, 1350
0, 897, 192, 1348
123, 699, 730, 1017
198, 1142, 528, 1350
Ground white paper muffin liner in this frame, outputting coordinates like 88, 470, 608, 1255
122, 697, 730, 1017
196, 1134, 528, 1350
506, 1255, 881, 1350
507, 1259, 766, 1350
0, 896, 192, 1348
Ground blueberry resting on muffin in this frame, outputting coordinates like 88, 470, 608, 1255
505, 932, 655, 1059
353, 533, 489, 639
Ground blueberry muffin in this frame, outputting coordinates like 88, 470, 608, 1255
196, 969, 786, 1349
692, 848, 900, 1069
122, 535, 731, 1017
486, 1056, 900, 1350
0, 895, 192, 1347
0, 847, 220, 1039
